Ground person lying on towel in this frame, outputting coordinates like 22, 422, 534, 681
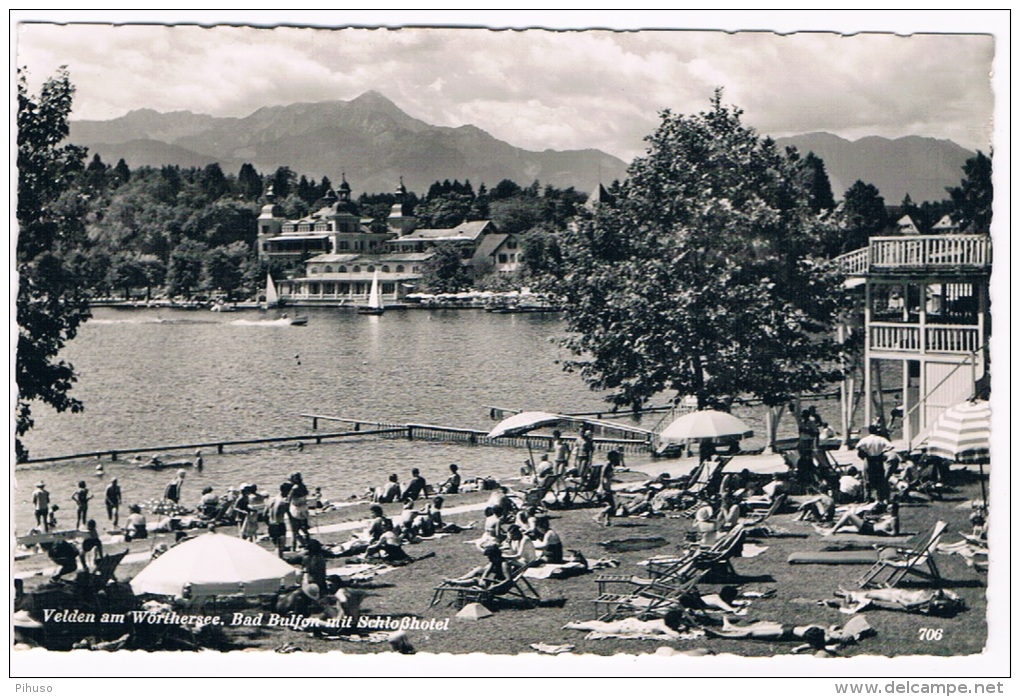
819, 501, 899, 536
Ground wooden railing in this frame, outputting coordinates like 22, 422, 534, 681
837, 248, 869, 275
869, 322, 980, 354
837, 235, 992, 275
870, 235, 992, 269
926, 325, 981, 354
870, 323, 921, 351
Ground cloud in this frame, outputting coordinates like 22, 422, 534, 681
15, 23, 996, 160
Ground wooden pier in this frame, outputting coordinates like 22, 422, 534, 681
21, 427, 406, 465
300, 413, 653, 454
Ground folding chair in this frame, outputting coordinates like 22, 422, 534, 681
743, 493, 787, 526
592, 559, 710, 621
430, 558, 542, 610
522, 475, 562, 509
91, 550, 129, 586
675, 458, 728, 518
563, 465, 605, 506
857, 520, 948, 588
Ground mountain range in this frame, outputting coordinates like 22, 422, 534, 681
68, 91, 975, 203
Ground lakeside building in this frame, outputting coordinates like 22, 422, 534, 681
260, 178, 519, 305
837, 233, 991, 447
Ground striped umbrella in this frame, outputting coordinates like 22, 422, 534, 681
925, 399, 991, 464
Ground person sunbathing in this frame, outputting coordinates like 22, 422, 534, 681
443, 545, 514, 593
692, 504, 718, 545
531, 516, 564, 564
502, 524, 538, 564
820, 502, 899, 536
796, 487, 836, 523
716, 493, 741, 531
474, 506, 505, 551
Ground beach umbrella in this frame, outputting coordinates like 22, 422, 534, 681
486, 411, 569, 439
129, 531, 298, 599
659, 409, 753, 442
924, 399, 991, 464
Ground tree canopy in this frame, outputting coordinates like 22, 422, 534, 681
16, 67, 92, 461
948, 151, 992, 233
552, 93, 845, 413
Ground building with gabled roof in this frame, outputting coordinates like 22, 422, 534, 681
932, 214, 960, 234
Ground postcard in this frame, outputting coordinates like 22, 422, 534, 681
10, 11, 1008, 684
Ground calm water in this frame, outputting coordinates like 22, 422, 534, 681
15, 306, 844, 533
14, 307, 614, 532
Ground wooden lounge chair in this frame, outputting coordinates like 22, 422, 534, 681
91, 549, 129, 586
592, 561, 709, 621
743, 493, 788, 526
430, 558, 543, 610
857, 520, 948, 589
675, 458, 728, 518
562, 464, 605, 506
522, 475, 562, 509
593, 525, 747, 620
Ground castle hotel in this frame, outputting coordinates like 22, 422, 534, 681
256, 177, 520, 305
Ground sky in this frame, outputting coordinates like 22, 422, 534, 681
13, 12, 1001, 164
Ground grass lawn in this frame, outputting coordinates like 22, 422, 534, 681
15, 472, 990, 658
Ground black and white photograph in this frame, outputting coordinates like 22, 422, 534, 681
10, 10, 1008, 684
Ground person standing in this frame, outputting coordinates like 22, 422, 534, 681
578, 426, 595, 472
194, 449, 204, 472
797, 408, 821, 488
551, 431, 571, 476
32, 482, 51, 532
164, 469, 187, 504
287, 472, 311, 549
104, 478, 122, 527
856, 425, 893, 503
266, 482, 292, 557
71, 481, 93, 530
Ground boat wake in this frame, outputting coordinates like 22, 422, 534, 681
227, 318, 294, 327
90, 317, 197, 325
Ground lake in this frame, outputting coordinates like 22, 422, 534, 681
15, 306, 845, 533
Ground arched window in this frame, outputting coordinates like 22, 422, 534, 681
353, 265, 361, 273
324, 266, 333, 273
367, 265, 375, 272
396, 265, 405, 273
338, 265, 347, 273
382, 265, 390, 273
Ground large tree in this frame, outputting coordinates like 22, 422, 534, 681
838, 180, 888, 253
552, 93, 845, 413
419, 243, 471, 293
948, 151, 993, 233
16, 67, 92, 461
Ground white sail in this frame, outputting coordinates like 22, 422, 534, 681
264, 273, 279, 309
368, 270, 383, 310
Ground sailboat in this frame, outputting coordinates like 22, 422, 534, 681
358, 270, 385, 315
262, 272, 279, 310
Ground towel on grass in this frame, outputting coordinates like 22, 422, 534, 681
563, 617, 705, 641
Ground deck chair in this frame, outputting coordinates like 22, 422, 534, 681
522, 474, 562, 508
592, 556, 712, 621
430, 558, 543, 610
675, 458, 728, 518
743, 493, 788, 526
563, 464, 605, 506
857, 520, 948, 589
594, 525, 747, 619
91, 549, 129, 586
